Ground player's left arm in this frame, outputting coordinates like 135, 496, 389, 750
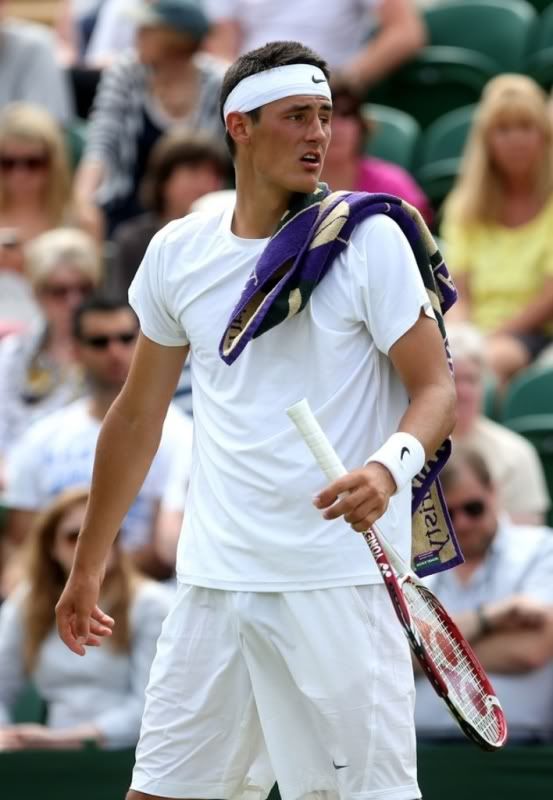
339, 0, 426, 90
316, 312, 456, 530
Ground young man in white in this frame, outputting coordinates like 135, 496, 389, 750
55, 41, 456, 800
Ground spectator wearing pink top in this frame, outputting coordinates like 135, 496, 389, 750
321, 84, 432, 225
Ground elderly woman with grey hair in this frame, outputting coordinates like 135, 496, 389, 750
0, 228, 101, 472
449, 322, 550, 525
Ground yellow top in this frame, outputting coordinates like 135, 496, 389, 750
441, 195, 553, 333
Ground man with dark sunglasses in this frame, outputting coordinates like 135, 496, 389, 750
2, 296, 193, 590
415, 446, 553, 743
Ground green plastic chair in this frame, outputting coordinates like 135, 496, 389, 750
415, 104, 475, 169
501, 365, 553, 421
525, 4, 553, 88
503, 414, 553, 525
424, 0, 537, 72
366, 47, 494, 129
65, 118, 88, 170
361, 103, 421, 170
12, 681, 46, 724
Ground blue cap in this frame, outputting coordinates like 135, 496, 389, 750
130, 0, 210, 41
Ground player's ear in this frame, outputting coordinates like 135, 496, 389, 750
226, 111, 253, 148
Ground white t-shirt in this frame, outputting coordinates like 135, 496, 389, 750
414, 519, 553, 740
4, 398, 193, 551
128, 203, 434, 590
204, 0, 381, 68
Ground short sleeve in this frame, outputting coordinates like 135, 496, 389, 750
128, 227, 189, 347
350, 214, 436, 355
521, 535, 553, 605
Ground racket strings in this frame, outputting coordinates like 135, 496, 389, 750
404, 583, 503, 743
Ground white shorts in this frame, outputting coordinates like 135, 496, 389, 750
131, 583, 420, 800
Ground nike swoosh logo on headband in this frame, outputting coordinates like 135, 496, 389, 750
312, 75, 326, 84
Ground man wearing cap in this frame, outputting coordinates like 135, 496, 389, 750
56, 40, 456, 800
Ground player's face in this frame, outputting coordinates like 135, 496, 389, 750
444, 466, 498, 561
75, 309, 139, 390
248, 95, 332, 194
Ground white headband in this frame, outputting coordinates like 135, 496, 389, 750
223, 64, 331, 124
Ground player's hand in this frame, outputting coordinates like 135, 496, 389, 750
55, 570, 114, 656
313, 462, 396, 532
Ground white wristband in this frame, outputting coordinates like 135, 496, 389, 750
365, 432, 426, 494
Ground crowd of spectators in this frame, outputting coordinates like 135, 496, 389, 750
0, 0, 552, 759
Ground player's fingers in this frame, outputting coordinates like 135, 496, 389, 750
84, 634, 103, 647
57, 610, 86, 656
313, 472, 362, 509
91, 606, 115, 628
88, 618, 113, 637
344, 499, 376, 526
320, 488, 366, 520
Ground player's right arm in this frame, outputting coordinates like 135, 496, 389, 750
56, 333, 189, 655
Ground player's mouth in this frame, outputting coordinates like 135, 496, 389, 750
300, 151, 322, 171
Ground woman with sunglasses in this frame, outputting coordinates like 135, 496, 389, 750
0, 103, 72, 245
0, 228, 102, 479
0, 487, 171, 751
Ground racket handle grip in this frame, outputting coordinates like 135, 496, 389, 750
286, 399, 347, 482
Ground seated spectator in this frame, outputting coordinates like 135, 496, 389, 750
415, 447, 553, 743
320, 83, 432, 224
204, 0, 425, 92
441, 74, 553, 387
108, 129, 229, 297
73, 0, 226, 238
0, 103, 72, 245
0, 487, 172, 751
0, 1, 73, 124
449, 322, 550, 525
2, 296, 193, 595
0, 229, 101, 469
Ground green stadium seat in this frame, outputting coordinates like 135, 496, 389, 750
366, 47, 494, 129
361, 103, 421, 170
501, 365, 553, 421
415, 104, 475, 169
502, 414, 553, 525
65, 118, 88, 170
413, 104, 476, 214
525, 5, 553, 89
424, 0, 537, 72
12, 681, 46, 724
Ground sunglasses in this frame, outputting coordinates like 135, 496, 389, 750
0, 155, 49, 172
41, 282, 94, 300
447, 499, 486, 522
80, 331, 138, 350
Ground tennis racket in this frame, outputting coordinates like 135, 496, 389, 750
287, 398, 508, 751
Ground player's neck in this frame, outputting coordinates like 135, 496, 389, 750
232, 173, 293, 239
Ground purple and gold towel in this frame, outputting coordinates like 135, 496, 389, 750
220, 185, 462, 577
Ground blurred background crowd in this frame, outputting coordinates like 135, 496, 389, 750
0, 0, 553, 794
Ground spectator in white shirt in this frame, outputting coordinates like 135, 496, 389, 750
0, 487, 172, 751
415, 446, 553, 743
2, 296, 193, 596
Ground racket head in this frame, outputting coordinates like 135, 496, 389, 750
402, 580, 508, 751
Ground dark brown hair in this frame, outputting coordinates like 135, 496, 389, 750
219, 40, 330, 157
140, 129, 230, 213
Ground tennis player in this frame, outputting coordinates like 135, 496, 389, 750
56, 41, 456, 800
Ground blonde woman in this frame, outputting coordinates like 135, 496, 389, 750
0, 228, 102, 466
0, 103, 72, 244
441, 74, 553, 386
0, 487, 171, 750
